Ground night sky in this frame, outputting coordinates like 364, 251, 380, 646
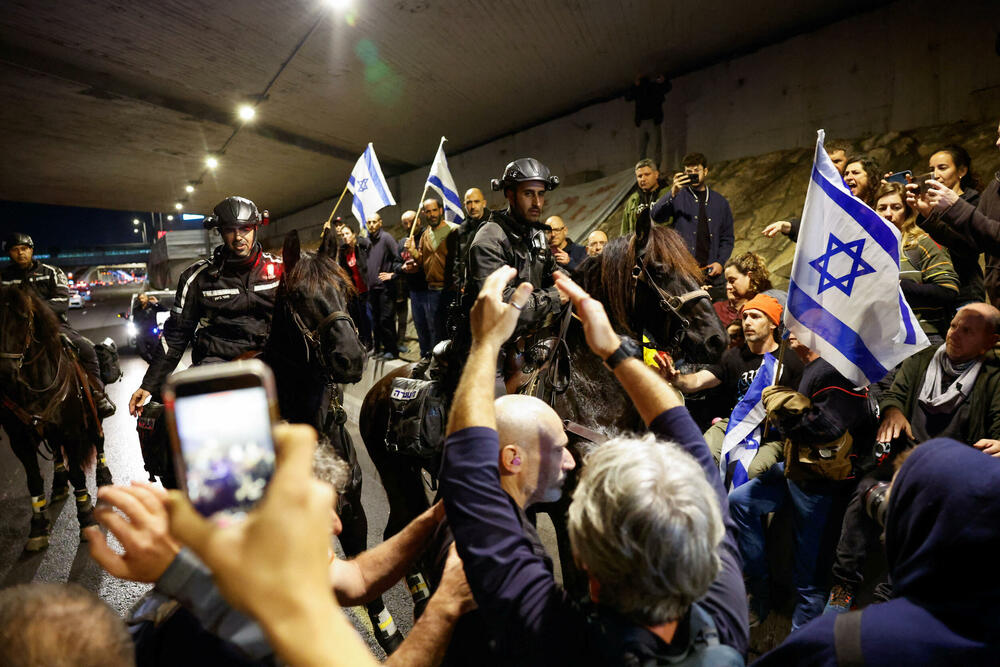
0, 200, 202, 252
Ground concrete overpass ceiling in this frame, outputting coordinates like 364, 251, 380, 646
0, 0, 880, 217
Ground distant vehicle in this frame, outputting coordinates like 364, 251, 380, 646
121, 290, 174, 352
68, 289, 83, 309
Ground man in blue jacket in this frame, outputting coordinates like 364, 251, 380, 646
651, 152, 735, 289
439, 266, 748, 664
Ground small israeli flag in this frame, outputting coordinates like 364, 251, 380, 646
348, 143, 396, 233
720, 352, 776, 490
425, 137, 465, 224
785, 130, 929, 387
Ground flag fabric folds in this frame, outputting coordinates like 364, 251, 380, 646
720, 352, 777, 490
425, 137, 465, 224
347, 143, 396, 233
784, 130, 929, 387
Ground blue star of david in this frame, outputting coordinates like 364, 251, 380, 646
356, 178, 369, 192
808, 233, 875, 297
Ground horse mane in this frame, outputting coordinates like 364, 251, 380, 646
0, 285, 63, 359
285, 249, 356, 300
584, 225, 703, 332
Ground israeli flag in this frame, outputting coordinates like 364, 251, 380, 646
720, 352, 776, 490
425, 137, 465, 224
785, 130, 929, 387
347, 143, 396, 233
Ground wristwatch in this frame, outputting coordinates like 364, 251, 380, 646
603, 336, 642, 371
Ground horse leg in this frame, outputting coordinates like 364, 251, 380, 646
4, 421, 52, 551
65, 455, 97, 539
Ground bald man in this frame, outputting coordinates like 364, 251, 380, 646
445, 188, 493, 349
586, 230, 608, 257
423, 394, 574, 665
545, 216, 587, 271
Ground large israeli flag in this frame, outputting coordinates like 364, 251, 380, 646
785, 130, 928, 387
347, 143, 396, 233
425, 137, 464, 224
720, 352, 776, 490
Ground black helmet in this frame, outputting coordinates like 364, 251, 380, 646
3, 232, 33, 252
204, 196, 265, 230
490, 158, 560, 192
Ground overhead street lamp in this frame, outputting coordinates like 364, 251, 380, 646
132, 216, 148, 244
238, 105, 255, 122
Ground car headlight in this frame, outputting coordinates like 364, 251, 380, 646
126, 322, 137, 337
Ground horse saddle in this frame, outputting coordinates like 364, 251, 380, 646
504, 336, 569, 397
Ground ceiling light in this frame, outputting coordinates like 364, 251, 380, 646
185, 184, 195, 193
205, 156, 219, 169
326, 0, 351, 9
238, 105, 256, 121
174, 202, 183, 210
166, 215, 174, 221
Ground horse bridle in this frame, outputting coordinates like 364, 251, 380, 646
0, 311, 64, 393
630, 252, 712, 352
286, 300, 359, 374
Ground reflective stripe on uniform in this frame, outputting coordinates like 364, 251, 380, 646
252, 281, 279, 292
203, 288, 239, 297
177, 261, 210, 311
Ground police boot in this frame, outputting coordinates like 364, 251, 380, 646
95, 453, 113, 487
26, 496, 52, 552
93, 388, 116, 419
365, 600, 404, 655
75, 492, 97, 540
50, 462, 70, 502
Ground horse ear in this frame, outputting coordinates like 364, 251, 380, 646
283, 231, 301, 273
635, 204, 652, 251
319, 227, 338, 260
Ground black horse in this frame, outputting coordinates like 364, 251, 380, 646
0, 285, 103, 550
360, 222, 727, 576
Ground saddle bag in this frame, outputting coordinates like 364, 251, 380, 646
95, 338, 123, 384
136, 402, 178, 488
385, 377, 447, 461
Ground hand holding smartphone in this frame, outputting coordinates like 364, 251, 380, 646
164, 360, 278, 521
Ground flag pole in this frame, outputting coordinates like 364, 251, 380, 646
323, 182, 351, 231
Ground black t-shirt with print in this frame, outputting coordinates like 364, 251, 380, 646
707, 344, 805, 414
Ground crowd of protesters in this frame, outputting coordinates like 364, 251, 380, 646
6, 115, 1000, 667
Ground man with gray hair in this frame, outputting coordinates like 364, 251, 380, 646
440, 266, 747, 664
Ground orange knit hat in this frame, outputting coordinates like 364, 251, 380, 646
740, 294, 783, 326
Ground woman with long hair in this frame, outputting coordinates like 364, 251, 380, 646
875, 182, 958, 342
713, 251, 783, 328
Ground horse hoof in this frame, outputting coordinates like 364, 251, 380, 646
25, 536, 49, 552
95, 464, 113, 487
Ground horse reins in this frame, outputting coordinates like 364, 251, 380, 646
630, 253, 711, 352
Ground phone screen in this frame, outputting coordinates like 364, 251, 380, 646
173, 385, 275, 519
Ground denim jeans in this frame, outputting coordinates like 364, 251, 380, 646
410, 289, 441, 357
729, 462, 833, 630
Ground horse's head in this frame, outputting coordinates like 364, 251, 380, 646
280, 231, 365, 383
581, 212, 726, 363
0, 285, 61, 388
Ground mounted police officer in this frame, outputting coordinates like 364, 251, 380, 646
128, 196, 283, 415
467, 159, 567, 338
2, 232, 115, 418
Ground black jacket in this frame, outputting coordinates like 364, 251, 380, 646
140, 244, 283, 392
451, 211, 490, 296
338, 237, 371, 292
364, 230, 401, 290
468, 208, 563, 336
1, 260, 70, 323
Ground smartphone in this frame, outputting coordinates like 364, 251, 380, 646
683, 173, 699, 186
164, 359, 278, 520
886, 170, 912, 185
916, 171, 936, 194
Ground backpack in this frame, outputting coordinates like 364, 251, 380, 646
385, 377, 447, 461
94, 338, 123, 384
136, 401, 178, 488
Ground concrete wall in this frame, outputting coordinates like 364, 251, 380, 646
272, 0, 1000, 242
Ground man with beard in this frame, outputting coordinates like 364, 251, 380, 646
468, 158, 567, 339
128, 196, 282, 415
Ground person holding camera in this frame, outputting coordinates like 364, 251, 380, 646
650, 152, 734, 292
757, 438, 1000, 666
823, 302, 1000, 615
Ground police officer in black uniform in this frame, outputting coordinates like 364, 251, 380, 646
467, 159, 567, 338
128, 196, 283, 415
2, 232, 116, 418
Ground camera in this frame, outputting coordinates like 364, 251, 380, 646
863, 481, 892, 528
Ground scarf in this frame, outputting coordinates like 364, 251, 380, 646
917, 346, 982, 414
